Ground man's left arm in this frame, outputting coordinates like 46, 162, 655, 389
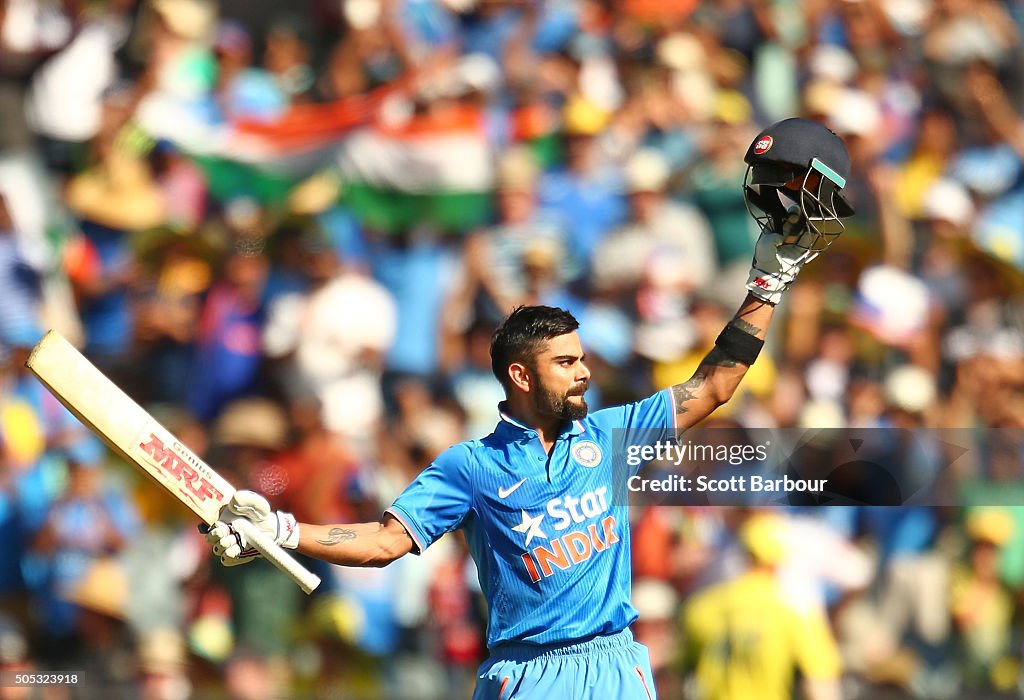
669, 293, 774, 435
669, 217, 827, 432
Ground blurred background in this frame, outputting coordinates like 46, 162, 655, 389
0, 0, 1023, 698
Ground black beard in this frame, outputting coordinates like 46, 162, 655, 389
536, 382, 589, 420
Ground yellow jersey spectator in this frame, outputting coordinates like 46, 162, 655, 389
679, 512, 842, 700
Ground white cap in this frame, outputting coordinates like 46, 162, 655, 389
625, 149, 670, 193
809, 44, 858, 84
632, 579, 679, 621
345, 0, 381, 29
656, 32, 707, 72
923, 178, 974, 227
457, 53, 501, 95
152, 0, 217, 41
798, 399, 847, 429
884, 365, 937, 413
829, 88, 882, 137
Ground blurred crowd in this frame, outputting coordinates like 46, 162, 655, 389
1, 0, 1024, 698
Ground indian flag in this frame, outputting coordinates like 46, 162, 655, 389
335, 103, 496, 234
136, 87, 496, 234
136, 88, 378, 206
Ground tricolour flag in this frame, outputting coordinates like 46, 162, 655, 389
137, 82, 495, 234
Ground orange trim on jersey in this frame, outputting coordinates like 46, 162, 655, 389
498, 676, 510, 699
635, 666, 654, 700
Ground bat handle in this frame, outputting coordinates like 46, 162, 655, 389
232, 517, 322, 594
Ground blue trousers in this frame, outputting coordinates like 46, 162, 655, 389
473, 628, 656, 699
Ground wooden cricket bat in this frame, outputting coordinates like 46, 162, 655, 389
26, 330, 321, 594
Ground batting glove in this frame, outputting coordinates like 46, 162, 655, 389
204, 490, 300, 567
746, 226, 821, 305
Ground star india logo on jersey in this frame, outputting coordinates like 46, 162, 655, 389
513, 486, 621, 583
572, 440, 602, 468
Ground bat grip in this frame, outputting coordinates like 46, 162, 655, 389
232, 518, 322, 594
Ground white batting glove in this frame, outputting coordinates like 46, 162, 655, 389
203, 490, 300, 567
746, 226, 821, 305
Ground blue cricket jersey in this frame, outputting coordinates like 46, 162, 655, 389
387, 390, 674, 649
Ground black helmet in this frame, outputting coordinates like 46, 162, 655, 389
742, 118, 855, 254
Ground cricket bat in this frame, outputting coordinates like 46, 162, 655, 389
26, 330, 321, 594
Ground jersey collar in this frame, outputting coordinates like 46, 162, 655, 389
496, 402, 586, 439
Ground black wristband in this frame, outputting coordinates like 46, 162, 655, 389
715, 323, 764, 366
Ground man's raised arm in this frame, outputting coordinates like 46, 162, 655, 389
669, 117, 857, 434
670, 293, 774, 434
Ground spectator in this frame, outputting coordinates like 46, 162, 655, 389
452, 145, 576, 326
25, 0, 131, 177
688, 100, 760, 306
212, 19, 286, 124
263, 15, 317, 106
186, 236, 269, 421
63, 83, 166, 368
951, 508, 1017, 693
591, 148, 716, 308
137, 627, 191, 700
679, 511, 843, 700
262, 233, 396, 450
370, 228, 461, 383
57, 557, 138, 695
132, 227, 212, 404
0, 194, 43, 346
538, 95, 628, 264
29, 436, 138, 652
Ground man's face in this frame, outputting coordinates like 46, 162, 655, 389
528, 332, 591, 420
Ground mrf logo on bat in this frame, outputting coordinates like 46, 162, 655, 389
134, 427, 226, 510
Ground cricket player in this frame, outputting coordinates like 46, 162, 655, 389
679, 512, 843, 700
204, 118, 855, 698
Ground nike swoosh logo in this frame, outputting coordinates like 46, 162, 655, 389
498, 478, 528, 499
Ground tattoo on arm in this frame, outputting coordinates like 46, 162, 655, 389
670, 348, 741, 432
669, 317, 760, 434
728, 317, 763, 336
317, 528, 357, 546
671, 376, 706, 441
671, 374, 707, 416
671, 347, 741, 413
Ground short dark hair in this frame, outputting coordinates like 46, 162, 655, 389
490, 306, 580, 392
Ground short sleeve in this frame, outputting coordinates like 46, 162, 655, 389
588, 389, 674, 434
386, 444, 474, 554
588, 390, 676, 475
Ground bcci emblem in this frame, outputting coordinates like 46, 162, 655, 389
572, 440, 602, 468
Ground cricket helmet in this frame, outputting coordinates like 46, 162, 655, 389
742, 118, 855, 256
